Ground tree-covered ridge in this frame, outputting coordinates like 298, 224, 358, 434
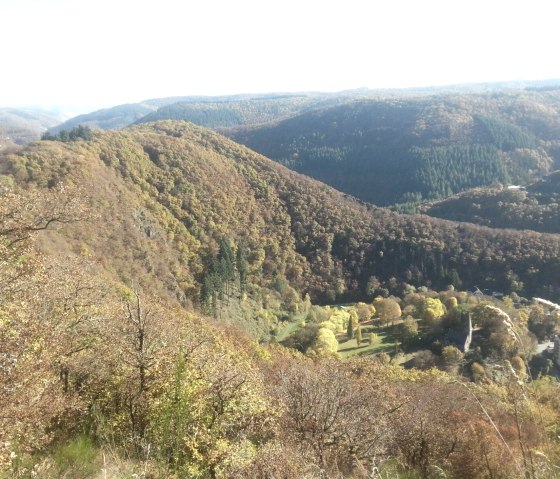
232, 91, 560, 205
2, 120, 559, 308
422, 171, 560, 233
49, 92, 354, 137
2, 122, 560, 478
47, 102, 159, 134
134, 95, 345, 129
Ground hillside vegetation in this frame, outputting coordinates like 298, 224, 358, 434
2, 121, 560, 310
422, 171, 560, 233
2, 121, 560, 478
134, 95, 348, 129
48, 103, 159, 134
50, 93, 339, 135
46, 87, 560, 213
46, 95, 235, 134
232, 90, 560, 205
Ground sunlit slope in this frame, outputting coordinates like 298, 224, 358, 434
3, 120, 560, 305
422, 171, 560, 233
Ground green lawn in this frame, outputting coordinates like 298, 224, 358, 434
274, 313, 306, 342
337, 327, 398, 359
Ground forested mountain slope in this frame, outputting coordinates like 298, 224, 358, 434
47, 95, 226, 133
232, 90, 560, 205
422, 171, 560, 233
134, 95, 349, 129
49, 92, 341, 135
3, 121, 560, 308
3, 120, 560, 478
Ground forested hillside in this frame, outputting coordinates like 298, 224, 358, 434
50, 92, 348, 135
46, 88, 560, 212
423, 171, 560, 233
47, 96, 227, 133
232, 90, 560, 205
2, 121, 560, 478
134, 95, 347, 129
3, 121, 560, 309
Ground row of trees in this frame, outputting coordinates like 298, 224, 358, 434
41, 125, 93, 142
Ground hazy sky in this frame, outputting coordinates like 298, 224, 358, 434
2, 0, 559, 109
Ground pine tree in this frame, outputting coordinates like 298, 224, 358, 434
346, 319, 354, 340
236, 244, 248, 292
355, 325, 362, 347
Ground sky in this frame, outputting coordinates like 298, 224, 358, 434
2, 0, 559, 110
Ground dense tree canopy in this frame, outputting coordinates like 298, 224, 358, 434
424, 171, 560, 234
232, 91, 560, 206
1, 121, 560, 478
4, 121, 560, 312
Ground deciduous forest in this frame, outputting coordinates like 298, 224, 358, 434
1, 89, 560, 478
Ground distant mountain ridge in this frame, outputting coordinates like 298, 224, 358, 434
44, 79, 560, 136
47, 102, 158, 133
231, 90, 560, 205
48, 91, 362, 133
38, 83, 560, 213
133, 95, 351, 130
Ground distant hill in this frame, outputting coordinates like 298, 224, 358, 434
47, 102, 159, 133
3, 120, 560, 310
422, 171, 560, 234
52, 92, 362, 134
0, 107, 65, 148
134, 94, 358, 130
46, 95, 240, 133
231, 90, 560, 206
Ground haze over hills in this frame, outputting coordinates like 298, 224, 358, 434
47, 102, 159, 134
0, 107, 66, 149
43, 80, 560, 135
45, 96, 228, 134
133, 94, 354, 130
48, 91, 363, 134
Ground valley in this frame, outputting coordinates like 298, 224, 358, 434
1, 86, 560, 478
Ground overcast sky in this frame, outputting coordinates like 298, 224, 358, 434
2, 0, 559, 110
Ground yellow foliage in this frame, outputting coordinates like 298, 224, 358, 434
310, 327, 339, 357
115, 282, 135, 301
445, 296, 458, 310
422, 297, 445, 320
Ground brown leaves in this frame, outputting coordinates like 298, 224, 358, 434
277, 358, 399, 476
